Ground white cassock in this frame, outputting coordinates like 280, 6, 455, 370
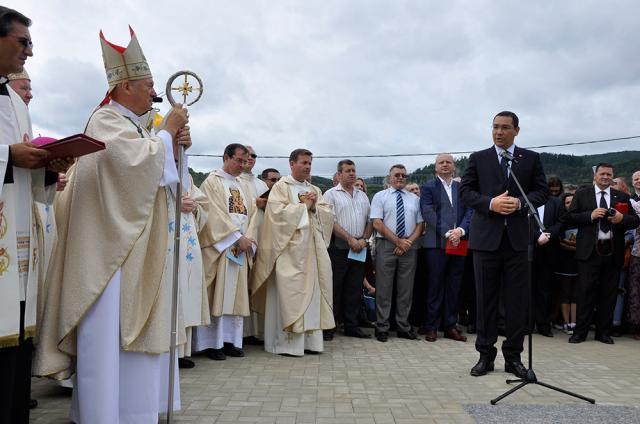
193, 170, 253, 351
69, 102, 182, 424
264, 179, 323, 356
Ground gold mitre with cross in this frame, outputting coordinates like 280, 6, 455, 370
99, 26, 151, 89
7, 69, 30, 81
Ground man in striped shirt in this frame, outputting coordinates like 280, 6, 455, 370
323, 160, 372, 340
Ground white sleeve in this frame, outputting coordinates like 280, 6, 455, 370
214, 231, 242, 253
158, 130, 179, 188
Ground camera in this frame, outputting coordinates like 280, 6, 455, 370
606, 208, 617, 217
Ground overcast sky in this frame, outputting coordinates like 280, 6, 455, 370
9, 0, 640, 177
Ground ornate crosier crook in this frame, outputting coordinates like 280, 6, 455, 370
166, 70, 204, 106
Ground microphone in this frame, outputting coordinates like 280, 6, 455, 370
499, 150, 516, 162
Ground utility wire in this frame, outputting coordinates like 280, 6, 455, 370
188, 135, 640, 159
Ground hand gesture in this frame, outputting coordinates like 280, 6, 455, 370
591, 208, 607, 221
491, 191, 519, 215
181, 194, 197, 213
303, 191, 317, 210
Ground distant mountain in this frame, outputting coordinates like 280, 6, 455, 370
410, 151, 640, 186
188, 169, 335, 192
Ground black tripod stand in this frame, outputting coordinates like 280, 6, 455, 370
490, 154, 595, 405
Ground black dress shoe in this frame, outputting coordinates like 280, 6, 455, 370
323, 330, 335, 341
466, 324, 476, 334
29, 399, 38, 409
505, 360, 528, 378
470, 359, 494, 377
595, 335, 615, 344
375, 331, 389, 342
344, 328, 372, 339
222, 343, 245, 357
537, 327, 554, 337
568, 334, 586, 344
178, 357, 195, 369
397, 330, 417, 340
206, 348, 227, 360
243, 336, 264, 346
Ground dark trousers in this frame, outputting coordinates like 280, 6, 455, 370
575, 251, 619, 338
532, 249, 555, 330
459, 255, 477, 326
425, 248, 465, 331
375, 239, 417, 333
0, 338, 33, 424
473, 233, 528, 362
329, 247, 366, 332
409, 248, 429, 327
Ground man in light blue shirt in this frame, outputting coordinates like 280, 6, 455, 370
370, 164, 424, 342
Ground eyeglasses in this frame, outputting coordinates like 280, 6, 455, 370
393, 173, 406, 178
12, 36, 33, 49
249, 153, 258, 159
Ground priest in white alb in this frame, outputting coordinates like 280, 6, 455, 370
176, 166, 211, 369
193, 143, 258, 360
250, 148, 335, 356
34, 27, 192, 423
238, 145, 269, 344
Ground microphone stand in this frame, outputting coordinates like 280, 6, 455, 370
490, 156, 595, 405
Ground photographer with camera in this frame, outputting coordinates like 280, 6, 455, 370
566, 163, 639, 344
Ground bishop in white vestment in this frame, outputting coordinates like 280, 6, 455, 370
33, 28, 192, 424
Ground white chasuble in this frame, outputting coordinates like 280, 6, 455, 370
250, 176, 335, 357
193, 170, 256, 351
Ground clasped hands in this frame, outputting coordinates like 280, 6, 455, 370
394, 237, 412, 256
347, 236, 367, 253
303, 191, 317, 211
181, 194, 198, 214
447, 228, 463, 247
491, 190, 520, 215
591, 207, 623, 224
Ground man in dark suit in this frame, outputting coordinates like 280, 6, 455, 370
566, 163, 639, 344
531, 193, 565, 337
420, 153, 473, 342
460, 111, 548, 378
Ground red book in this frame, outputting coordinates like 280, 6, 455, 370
446, 239, 468, 256
614, 202, 629, 214
34, 134, 106, 161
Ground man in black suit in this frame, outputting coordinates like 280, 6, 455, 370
531, 193, 565, 337
420, 153, 473, 343
460, 111, 548, 378
566, 163, 639, 344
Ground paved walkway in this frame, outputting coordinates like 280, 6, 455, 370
30, 330, 640, 423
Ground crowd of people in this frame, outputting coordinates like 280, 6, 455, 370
2, 6, 640, 424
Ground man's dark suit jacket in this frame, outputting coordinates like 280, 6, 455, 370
566, 186, 639, 266
460, 145, 549, 252
420, 178, 472, 249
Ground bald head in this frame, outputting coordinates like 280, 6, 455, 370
434, 153, 455, 180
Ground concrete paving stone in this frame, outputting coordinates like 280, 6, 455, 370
30, 332, 640, 423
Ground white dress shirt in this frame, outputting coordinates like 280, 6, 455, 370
324, 183, 370, 238
595, 185, 612, 240
370, 187, 423, 238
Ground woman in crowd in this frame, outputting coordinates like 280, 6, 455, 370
626, 199, 640, 340
556, 192, 578, 334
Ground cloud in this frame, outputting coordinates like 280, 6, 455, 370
10, 0, 640, 177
